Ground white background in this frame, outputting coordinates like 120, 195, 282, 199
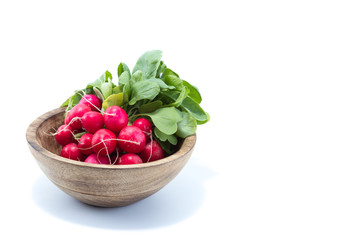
1, 0, 360, 239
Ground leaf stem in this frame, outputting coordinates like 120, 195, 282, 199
128, 113, 145, 122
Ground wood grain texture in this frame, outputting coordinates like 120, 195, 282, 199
26, 108, 196, 207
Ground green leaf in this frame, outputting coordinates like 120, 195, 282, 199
86, 70, 113, 95
69, 91, 83, 105
196, 112, 210, 125
118, 71, 131, 86
156, 60, 166, 78
183, 80, 202, 104
100, 82, 113, 99
102, 93, 124, 110
74, 131, 87, 139
117, 62, 130, 78
161, 69, 183, 91
154, 137, 175, 155
86, 80, 101, 91
145, 107, 182, 135
176, 111, 197, 138
162, 91, 208, 122
129, 81, 160, 105
103, 70, 113, 82
60, 90, 82, 108
139, 100, 163, 113
60, 97, 70, 107
130, 70, 144, 86
180, 96, 208, 122
162, 68, 179, 78
61, 90, 83, 117
161, 87, 188, 107
112, 85, 122, 94
154, 127, 178, 145
132, 50, 162, 79
147, 78, 175, 90
123, 82, 131, 103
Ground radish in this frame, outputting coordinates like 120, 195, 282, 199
77, 133, 94, 155
65, 103, 91, 130
91, 129, 117, 156
79, 94, 102, 112
103, 106, 128, 133
82, 111, 104, 134
118, 126, 146, 153
55, 124, 75, 146
139, 140, 165, 162
132, 118, 152, 142
117, 153, 143, 165
60, 143, 84, 161
84, 153, 111, 164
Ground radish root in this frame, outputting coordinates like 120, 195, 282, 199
45, 117, 83, 142
147, 134, 153, 163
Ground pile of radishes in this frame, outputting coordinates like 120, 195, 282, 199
55, 50, 210, 165
55, 94, 164, 165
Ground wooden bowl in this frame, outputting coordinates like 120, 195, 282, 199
26, 108, 196, 207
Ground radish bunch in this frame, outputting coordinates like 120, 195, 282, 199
57, 50, 210, 164
55, 94, 164, 165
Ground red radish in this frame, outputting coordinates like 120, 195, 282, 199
55, 124, 75, 146
60, 143, 84, 161
91, 129, 117, 156
132, 118, 152, 142
79, 94, 102, 112
139, 140, 165, 162
82, 111, 104, 133
118, 125, 146, 153
77, 133, 94, 155
117, 153, 143, 165
65, 103, 91, 130
103, 106, 128, 133
84, 153, 110, 164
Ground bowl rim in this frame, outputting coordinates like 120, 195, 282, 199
26, 107, 196, 170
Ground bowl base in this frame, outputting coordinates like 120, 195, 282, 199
55, 183, 158, 207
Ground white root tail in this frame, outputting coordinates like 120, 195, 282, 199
45, 117, 83, 142
147, 134, 153, 163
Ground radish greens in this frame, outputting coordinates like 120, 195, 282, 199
61, 50, 210, 154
